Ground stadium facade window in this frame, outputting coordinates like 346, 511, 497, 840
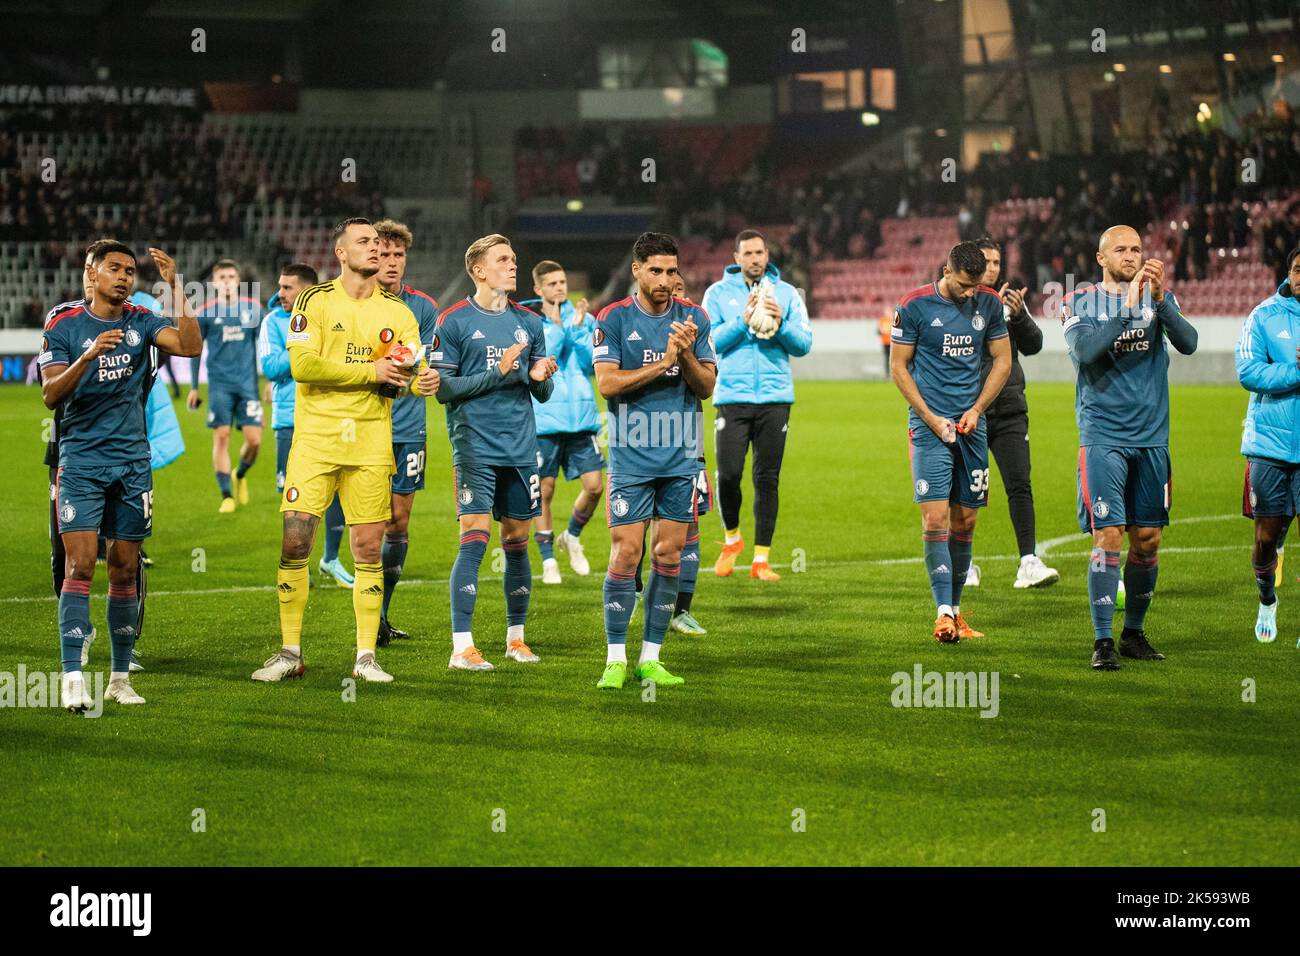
870, 69, 896, 110
777, 69, 889, 115
597, 39, 728, 90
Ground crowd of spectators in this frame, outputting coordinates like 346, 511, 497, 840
981, 116, 1300, 292
1, 106, 379, 245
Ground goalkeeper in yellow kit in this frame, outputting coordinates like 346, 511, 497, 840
252, 218, 439, 684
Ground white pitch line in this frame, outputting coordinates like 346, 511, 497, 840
0, 537, 1248, 605
1037, 512, 1238, 556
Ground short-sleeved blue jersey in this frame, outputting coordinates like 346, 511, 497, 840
593, 295, 717, 479
195, 296, 263, 392
38, 302, 172, 468
430, 296, 547, 467
1063, 286, 1188, 448
892, 281, 1008, 425
390, 284, 440, 443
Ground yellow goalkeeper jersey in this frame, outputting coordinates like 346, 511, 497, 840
285, 278, 421, 466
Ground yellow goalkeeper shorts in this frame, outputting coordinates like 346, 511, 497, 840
280, 445, 393, 525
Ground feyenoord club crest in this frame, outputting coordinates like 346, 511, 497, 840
1093, 499, 1110, 519
611, 497, 629, 517
379, 328, 394, 344
971, 313, 985, 331
915, 479, 929, 496
289, 314, 307, 333
286, 487, 300, 503
124, 328, 141, 347
459, 487, 474, 505
1250, 490, 1258, 509
59, 503, 77, 523
513, 327, 528, 345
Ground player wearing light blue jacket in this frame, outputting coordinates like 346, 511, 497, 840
1236, 247, 1300, 643
701, 231, 812, 583
255, 263, 352, 588
522, 260, 605, 584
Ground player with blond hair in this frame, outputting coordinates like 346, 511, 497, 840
429, 234, 557, 671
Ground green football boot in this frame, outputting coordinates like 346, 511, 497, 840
634, 660, 684, 687
596, 661, 627, 689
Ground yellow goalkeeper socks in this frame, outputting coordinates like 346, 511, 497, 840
353, 563, 384, 653
753, 545, 770, 565
277, 558, 310, 647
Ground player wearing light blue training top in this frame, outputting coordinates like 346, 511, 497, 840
891, 241, 1011, 644
592, 232, 717, 690
188, 258, 265, 512
373, 219, 440, 645
1235, 244, 1300, 644
522, 259, 604, 587
430, 234, 557, 672
1062, 224, 1198, 671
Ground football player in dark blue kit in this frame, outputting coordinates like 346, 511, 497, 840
431, 234, 557, 672
592, 232, 717, 689
1063, 224, 1198, 670
39, 241, 202, 709
890, 241, 1011, 644
189, 258, 264, 512
373, 219, 440, 645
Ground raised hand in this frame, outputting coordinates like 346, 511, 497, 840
148, 248, 178, 286
573, 298, 589, 326
85, 329, 124, 360
999, 282, 1027, 318
529, 356, 558, 381
663, 331, 682, 368
670, 318, 697, 348
497, 341, 527, 375
1144, 258, 1165, 303
1124, 266, 1147, 312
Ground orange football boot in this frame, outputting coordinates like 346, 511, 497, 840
955, 613, 984, 639
714, 538, 744, 577
933, 614, 959, 643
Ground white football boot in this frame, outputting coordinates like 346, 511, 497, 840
251, 648, 305, 682
965, 564, 981, 588
541, 558, 562, 584
105, 677, 145, 705
61, 671, 90, 712
1014, 554, 1060, 589
556, 530, 591, 576
352, 652, 394, 683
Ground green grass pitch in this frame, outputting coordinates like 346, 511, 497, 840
0, 379, 1296, 866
